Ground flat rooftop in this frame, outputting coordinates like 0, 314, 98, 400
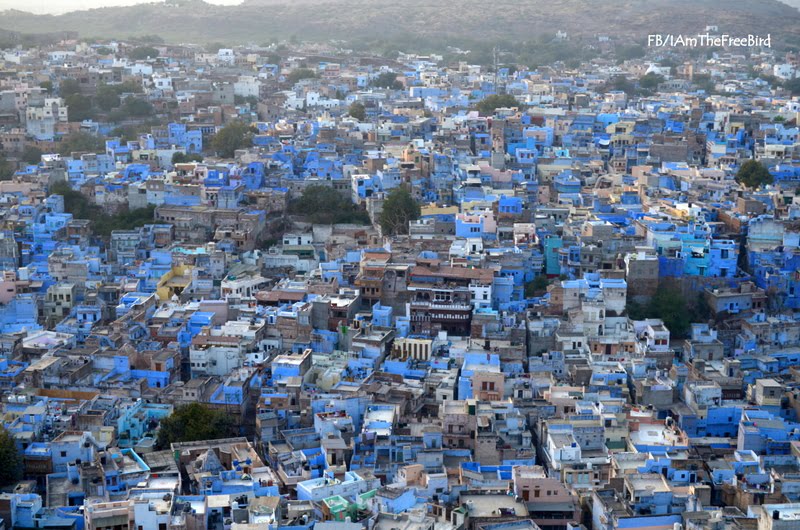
461, 494, 528, 517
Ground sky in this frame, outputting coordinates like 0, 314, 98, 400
0, 0, 243, 14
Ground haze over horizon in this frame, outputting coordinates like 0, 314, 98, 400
0, 0, 243, 15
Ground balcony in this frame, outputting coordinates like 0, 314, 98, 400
410, 301, 472, 311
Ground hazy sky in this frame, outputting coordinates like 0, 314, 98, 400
0, 0, 243, 14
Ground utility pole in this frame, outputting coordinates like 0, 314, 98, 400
493, 46, 499, 94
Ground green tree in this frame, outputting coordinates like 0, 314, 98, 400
616, 44, 646, 61
348, 101, 366, 121
95, 46, 113, 56
134, 35, 165, 45
524, 275, 551, 298
60, 78, 81, 97
692, 74, 717, 94
120, 97, 153, 118
626, 283, 696, 339
39, 80, 53, 93
289, 185, 370, 225
98, 81, 145, 111
58, 132, 105, 156
0, 153, 13, 180
379, 187, 420, 236
785, 77, 800, 96
205, 42, 228, 53
65, 93, 94, 122
155, 403, 238, 450
22, 145, 43, 165
648, 285, 691, 339
50, 182, 155, 238
638, 72, 664, 90
736, 159, 774, 189
211, 121, 254, 158
475, 94, 520, 116
129, 46, 159, 60
604, 75, 635, 95
371, 71, 402, 90
286, 68, 317, 84
110, 122, 154, 143
96, 84, 121, 111
172, 152, 204, 164
0, 425, 22, 487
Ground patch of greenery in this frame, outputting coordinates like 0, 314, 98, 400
21, 145, 43, 165
286, 68, 317, 84
96, 80, 143, 111
289, 185, 371, 225
0, 425, 22, 487
156, 403, 238, 450
785, 77, 800, 96
58, 132, 106, 156
379, 186, 420, 235
626, 284, 710, 339
603, 75, 635, 96
129, 46, 160, 60
524, 275, 552, 298
348, 101, 366, 121
616, 44, 646, 61
371, 71, 403, 90
475, 94, 520, 116
638, 72, 664, 90
108, 97, 154, 122
50, 182, 156, 238
736, 159, 773, 189
211, 121, 255, 158
172, 152, 204, 164
692, 73, 717, 94
65, 93, 94, 122
60, 78, 82, 97
0, 154, 13, 180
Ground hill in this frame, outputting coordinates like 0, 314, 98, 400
0, 21, 77, 48
0, 0, 799, 50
